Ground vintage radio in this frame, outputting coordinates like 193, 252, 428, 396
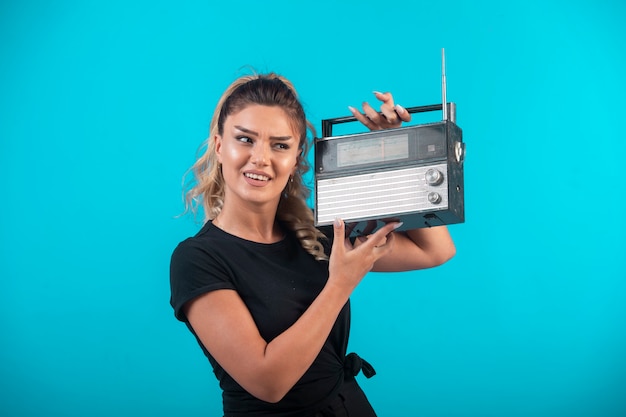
314, 50, 465, 236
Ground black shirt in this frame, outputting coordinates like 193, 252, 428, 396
170, 221, 350, 416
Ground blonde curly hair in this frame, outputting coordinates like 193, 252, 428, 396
183, 72, 328, 261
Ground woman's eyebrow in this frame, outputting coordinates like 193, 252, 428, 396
234, 125, 293, 141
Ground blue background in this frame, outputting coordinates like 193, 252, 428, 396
1, 0, 625, 416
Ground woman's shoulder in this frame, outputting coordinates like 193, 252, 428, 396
171, 222, 225, 261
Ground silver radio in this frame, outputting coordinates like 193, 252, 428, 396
314, 50, 465, 236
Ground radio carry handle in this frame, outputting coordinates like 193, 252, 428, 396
321, 104, 449, 138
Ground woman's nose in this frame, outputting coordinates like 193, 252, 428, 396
251, 142, 270, 165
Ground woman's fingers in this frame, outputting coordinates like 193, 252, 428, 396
394, 104, 411, 123
374, 91, 401, 125
348, 105, 378, 130
353, 221, 402, 251
349, 91, 411, 131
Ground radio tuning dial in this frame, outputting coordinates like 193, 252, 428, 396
428, 192, 442, 204
425, 169, 444, 186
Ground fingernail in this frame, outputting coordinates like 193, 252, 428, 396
395, 104, 406, 114
373, 91, 384, 96
334, 217, 343, 228
347, 106, 357, 113
393, 222, 404, 230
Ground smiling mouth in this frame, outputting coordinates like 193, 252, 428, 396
244, 172, 270, 181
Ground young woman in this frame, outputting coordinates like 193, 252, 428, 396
170, 73, 455, 417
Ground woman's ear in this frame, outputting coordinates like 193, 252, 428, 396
214, 135, 223, 163
294, 148, 303, 170
292, 152, 301, 175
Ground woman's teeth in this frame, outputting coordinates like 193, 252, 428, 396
245, 173, 269, 181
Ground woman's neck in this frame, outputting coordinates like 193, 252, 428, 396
212, 201, 283, 244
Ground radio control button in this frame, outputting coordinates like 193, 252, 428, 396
425, 169, 444, 186
428, 192, 442, 204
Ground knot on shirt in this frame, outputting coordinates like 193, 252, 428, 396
344, 352, 376, 379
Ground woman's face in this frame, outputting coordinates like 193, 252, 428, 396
215, 104, 301, 209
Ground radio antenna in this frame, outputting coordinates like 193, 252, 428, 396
441, 48, 447, 121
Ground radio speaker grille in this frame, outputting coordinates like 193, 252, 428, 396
316, 163, 449, 225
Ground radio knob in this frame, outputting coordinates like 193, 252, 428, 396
428, 192, 442, 204
425, 169, 444, 186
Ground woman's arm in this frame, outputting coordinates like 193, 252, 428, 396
184, 220, 401, 403
371, 226, 456, 272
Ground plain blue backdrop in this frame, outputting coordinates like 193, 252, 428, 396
1, 1, 625, 416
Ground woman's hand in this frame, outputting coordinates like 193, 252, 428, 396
327, 218, 401, 293
349, 91, 411, 131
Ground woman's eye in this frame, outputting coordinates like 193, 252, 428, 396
274, 143, 290, 150
236, 136, 252, 144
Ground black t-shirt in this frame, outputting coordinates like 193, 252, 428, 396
170, 221, 350, 416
